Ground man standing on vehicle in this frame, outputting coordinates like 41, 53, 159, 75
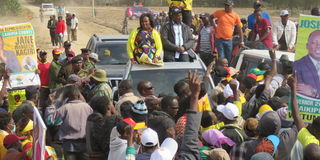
167, 0, 193, 26
71, 14, 78, 42
161, 7, 195, 62
210, 0, 245, 62
47, 15, 57, 48
195, 13, 216, 66
247, 1, 270, 37
248, 9, 273, 49
272, 10, 296, 52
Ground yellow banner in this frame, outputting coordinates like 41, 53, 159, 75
0, 23, 37, 73
0, 23, 40, 89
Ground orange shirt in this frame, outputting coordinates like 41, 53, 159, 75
213, 10, 241, 40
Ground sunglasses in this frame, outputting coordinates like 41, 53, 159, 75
145, 86, 154, 90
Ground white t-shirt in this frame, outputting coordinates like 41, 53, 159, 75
71, 17, 79, 29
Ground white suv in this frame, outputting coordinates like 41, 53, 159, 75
41, 3, 55, 16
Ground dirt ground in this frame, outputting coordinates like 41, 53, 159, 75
0, 1, 305, 59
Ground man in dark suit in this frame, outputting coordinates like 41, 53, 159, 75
160, 7, 195, 62
293, 30, 320, 98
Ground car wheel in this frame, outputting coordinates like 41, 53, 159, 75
131, 15, 137, 20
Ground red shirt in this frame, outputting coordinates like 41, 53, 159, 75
254, 18, 273, 49
55, 20, 66, 33
38, 61, 51, 87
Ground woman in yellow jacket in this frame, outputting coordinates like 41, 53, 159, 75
127, 13, 163, 65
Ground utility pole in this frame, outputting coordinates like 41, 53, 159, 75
92, 0, 95, 18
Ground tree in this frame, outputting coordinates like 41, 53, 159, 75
0, 0, 21, 16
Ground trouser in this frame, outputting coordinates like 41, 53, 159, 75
71, 29, 77, 41
39, 87, 50, 116
175, 54, 189, 62
64, 151, 87, 160
216, 38, 233, 62
182, 10, 192, 26
50, 31, 57, 46
67, 25, 71, 41
245, 42, 269, 50
199, 51, 215, 66
56, 33, 64, 47
63, 139, 87, 160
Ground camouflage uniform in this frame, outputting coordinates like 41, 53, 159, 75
90, 82, 113, 100
82, 60, 95, 72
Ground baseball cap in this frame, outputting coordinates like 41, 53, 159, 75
170, 7, 182, 15
200, 13, 210, 18
141, 128, 159, 147
258, 104, 273, 118
53, 48, 62, 55
81, 48, 90, 53
267, 135, 280, 156
251, 152, 274, 160
280, 10, 289, 16
203, 148, 230, 160
3, 134, 23, 148
89, 52, 100, 62
71, 56, 83, 64
151, 138, 178, 160
224, 0, 234, 5
253, 1, 262, 7
258, 111, 281, 137
217, 103, 239, 121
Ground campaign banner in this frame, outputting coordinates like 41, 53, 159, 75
0, 23, 40, 89
287, 15, 320, 123
33, 107, 47, 160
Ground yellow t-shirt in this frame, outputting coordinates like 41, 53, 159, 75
201, 122, 225, 133
198, 94, 212, 112
0, 130, 9, 160
297, 128, 320, 147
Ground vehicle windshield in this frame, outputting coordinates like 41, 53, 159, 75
128, 69, 206, 96
96, 41, 128, 65
42, 5, 53, 8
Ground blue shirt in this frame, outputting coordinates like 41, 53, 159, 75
247, 12, 271, 30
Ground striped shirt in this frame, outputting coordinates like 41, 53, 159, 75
199, 26, 212, 53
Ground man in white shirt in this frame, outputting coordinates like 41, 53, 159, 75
272, 10, 296, 52
71, 14, 79, 42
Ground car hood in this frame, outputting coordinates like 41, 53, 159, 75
96, 64, 126, 78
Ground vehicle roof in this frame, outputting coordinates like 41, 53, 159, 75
131, 61, 204, 71
240, 49, 295, 61
93, 34, 129, 41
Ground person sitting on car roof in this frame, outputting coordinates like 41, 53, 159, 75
127, 13, 163, 65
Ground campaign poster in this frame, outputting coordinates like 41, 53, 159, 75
33, 107, 47, 160
0, 23, 40, 89
287, 15, 320, 123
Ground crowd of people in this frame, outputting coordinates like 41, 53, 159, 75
126, 0, 320, 65
0, 0, 319, 160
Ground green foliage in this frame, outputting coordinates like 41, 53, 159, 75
0, 0, 21, 16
